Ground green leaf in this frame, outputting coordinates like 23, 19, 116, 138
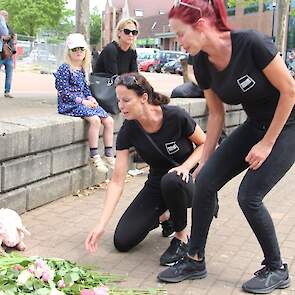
35, 288, 50, 295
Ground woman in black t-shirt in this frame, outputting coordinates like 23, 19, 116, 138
93, 18, 138, 75
157, 0, 295, 292
85, 72, 207, 267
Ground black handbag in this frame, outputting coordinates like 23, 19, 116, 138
89, 73, 120, 114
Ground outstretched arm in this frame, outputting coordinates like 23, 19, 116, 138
85, 149, 129, 253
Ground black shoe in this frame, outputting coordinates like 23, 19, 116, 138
158, 256, 207, 283
242, 263, 291, 294
160, 237, 189, 266
161, 219, 175, 238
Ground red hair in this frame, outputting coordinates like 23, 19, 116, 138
168, 0, 231, 32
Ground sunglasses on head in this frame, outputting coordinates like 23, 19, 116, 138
70, 47, 86, 52
123, 28, 139, 36
174, 0, 202, 17
115, 75, 143, 91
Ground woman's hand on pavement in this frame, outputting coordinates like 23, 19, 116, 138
85, 224, 105, 254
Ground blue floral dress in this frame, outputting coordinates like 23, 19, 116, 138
55, 63, 108, 118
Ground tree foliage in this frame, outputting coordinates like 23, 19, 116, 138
0, 0, 68, 37
90, 7, 101, 46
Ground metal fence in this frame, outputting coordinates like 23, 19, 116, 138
16, 42, 65, 74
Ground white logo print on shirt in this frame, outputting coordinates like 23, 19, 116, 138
237, 75, 256, 92
165, 142, 180, 155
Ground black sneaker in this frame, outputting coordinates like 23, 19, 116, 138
242, 263, 291, 294
161, 219, 175, 238
160, 237, 189, 266
158, 256, 207, 283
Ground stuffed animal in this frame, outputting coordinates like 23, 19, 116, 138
0, 208, 30, 251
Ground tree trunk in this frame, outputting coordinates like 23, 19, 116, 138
276, 0, 290, 60
76, 0, 90, 43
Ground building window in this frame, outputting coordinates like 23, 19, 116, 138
135, 9, 144, 17
263, 0, 275, 11
244, 0, 259, 14
224, 0, 236, 16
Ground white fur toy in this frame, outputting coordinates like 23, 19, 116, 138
0, 208, 30, 251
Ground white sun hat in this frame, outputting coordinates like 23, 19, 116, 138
66, 33, 87, 49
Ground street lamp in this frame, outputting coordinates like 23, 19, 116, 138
271, 0, 277, 42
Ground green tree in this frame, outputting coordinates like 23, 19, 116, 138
0, 0, 68, 37
90, 7, 101, 46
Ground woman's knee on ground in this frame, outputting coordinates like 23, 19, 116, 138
113, 227, 134, 252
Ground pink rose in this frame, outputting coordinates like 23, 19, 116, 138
15, 264, 22, 271
94, 286, 109, 295
80, 290, 95, 295
57, 279, 65, 288
35, 258, 47, 269
41, 270, 54, 282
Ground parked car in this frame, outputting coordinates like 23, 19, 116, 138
138, 58, 159, 72
136, 47, 160, 64
154, 50, 188, 73
161, 59, 183, 75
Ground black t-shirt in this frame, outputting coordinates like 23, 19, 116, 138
94, 41, 138, 75
116, 105, 197, 175
193, 29, 295, 124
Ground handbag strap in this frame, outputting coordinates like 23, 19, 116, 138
135, 121, 179, 167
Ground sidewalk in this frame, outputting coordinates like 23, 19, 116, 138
1, 69, 295, 294
21, 165, 295, 295
0, 71, 183, 119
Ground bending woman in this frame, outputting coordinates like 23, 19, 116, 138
85, 72, 206, 267
158, 0, 295, 294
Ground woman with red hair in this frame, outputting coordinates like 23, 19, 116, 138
158, 0, 295, 293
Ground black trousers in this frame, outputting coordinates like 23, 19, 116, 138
114, 171, 194, 252
189, 119, 295, 270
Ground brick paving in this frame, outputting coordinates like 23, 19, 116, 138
1, 70, 295, 294
21, 165, 295, 295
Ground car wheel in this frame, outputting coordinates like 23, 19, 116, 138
148, 66, 155, 72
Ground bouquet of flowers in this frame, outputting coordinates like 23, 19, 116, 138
0, 252, 166, 295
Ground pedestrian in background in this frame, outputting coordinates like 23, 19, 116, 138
0, 10, 16, 98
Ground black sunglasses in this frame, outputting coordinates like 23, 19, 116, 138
70, 47, 86, 52
115, 75, 143, 91
123, 28, 139, 36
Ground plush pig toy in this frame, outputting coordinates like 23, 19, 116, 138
0, 208, 30, 251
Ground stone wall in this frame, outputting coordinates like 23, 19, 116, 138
0, 99, 246, 213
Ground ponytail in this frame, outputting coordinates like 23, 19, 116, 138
211, 0, 231, 32
150, 91, 170, 105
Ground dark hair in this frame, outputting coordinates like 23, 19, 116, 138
168, 0, 231, 32
115, 72, 170, 105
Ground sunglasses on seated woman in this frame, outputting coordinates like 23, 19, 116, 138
70, 47, 86, 52
123, 28, 139, 36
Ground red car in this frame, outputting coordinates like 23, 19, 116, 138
138, 59, 160, 72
